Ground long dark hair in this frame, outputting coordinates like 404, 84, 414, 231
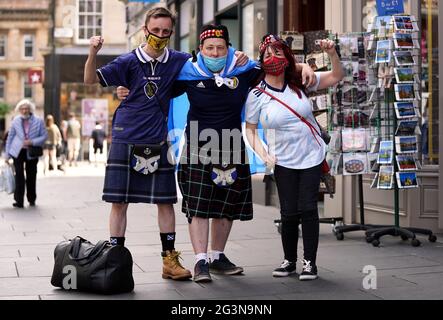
252, 34, 305, 98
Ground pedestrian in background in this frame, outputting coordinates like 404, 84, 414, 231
91, 121, 106, 166
43, 114, 62, 174
4, 99, 47, 208
66, 112, 81, 166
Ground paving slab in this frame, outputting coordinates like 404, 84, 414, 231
1, 163, 443, 300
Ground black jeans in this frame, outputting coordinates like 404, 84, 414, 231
274, 163, 322, 265
13, 149, 39, 205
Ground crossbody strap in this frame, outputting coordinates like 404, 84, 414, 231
254, 86, 322, 147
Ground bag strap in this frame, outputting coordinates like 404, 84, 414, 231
69, 238, 109, 265
70, 236, 86, 258
254, 86, 322, 146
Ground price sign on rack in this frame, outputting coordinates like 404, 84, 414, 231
376, 0, 405, 16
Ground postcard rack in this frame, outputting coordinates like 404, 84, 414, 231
325, 31, 390, 241
361, 14, 436, 246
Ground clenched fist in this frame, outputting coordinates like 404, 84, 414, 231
89, 36, 104, 55
317, 39, 337, 56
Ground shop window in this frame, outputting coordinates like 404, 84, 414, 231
78, 0, 103, 42
421, 0, 439, 165
180, 0, 191, 52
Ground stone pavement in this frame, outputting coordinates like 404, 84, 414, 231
0, 162, 443, 300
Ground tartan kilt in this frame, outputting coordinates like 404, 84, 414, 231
178, 142, 253, 221
102, 143, 177, 204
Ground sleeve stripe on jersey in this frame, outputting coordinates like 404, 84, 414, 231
252, 89, 263, 97
96, 69, 109, 87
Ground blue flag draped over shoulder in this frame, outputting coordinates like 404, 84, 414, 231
169, 47, 266, 174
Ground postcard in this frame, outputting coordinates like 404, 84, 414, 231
341, 85, 358, 105
280, 31, 304, 51
293, 54, 305, 64
394, 102, 417, 119
328, 130, 342, 153
395, 136, 418, 154
339, 36, 359, 57
306, 52, 330, 71
310, 94, 329, 112
342, 61, 360, 81
393, 33, 418, 49
396, 172, 418, 189
396, 155, 418, 171
343, 153, 368, 176
396, 120, 418, 136
378, 165, 394, 190
393, 15, 419, 33
368, 152, 378, 173
393, 51, 416, 66
394, 68, 416, 84
372, 16, 394, 37
377, 140, 394, 164
370, 136, 381, 154
342, 128, 367, 152
395, 84, 416, 101
371, 173, 379, 189
375, 40, 392, 64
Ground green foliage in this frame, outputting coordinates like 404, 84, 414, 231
0, 102, 11, 118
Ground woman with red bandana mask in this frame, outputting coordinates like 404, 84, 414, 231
245, 34, 344, 281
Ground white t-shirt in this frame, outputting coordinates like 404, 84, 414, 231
245, 73, 326, 170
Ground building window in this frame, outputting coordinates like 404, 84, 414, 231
421, 0, 439, 165
0, 35, 6, 59
23, 76, 33, 99
0, 76, 5, 99
23, 34, 34, 59
78, 0, 103, 41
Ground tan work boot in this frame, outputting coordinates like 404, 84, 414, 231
161, 250, 192, 280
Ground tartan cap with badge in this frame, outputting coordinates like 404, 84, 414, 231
199, 24, 230, 45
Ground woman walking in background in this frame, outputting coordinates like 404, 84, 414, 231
4, 99, 47, 208
43, 114, 62, 174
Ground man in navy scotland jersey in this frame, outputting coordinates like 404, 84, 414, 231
84, 7, 194, 281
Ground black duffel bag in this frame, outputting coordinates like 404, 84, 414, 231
51, 236, 134, 294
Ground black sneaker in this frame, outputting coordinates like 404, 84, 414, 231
209, 254, 244, 275
299, 259, 318, 281
272, 259, 297, 277
193, 259, 212, 283
13, 202, 24, 209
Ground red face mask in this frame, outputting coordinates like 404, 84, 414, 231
262, 56, 288, 76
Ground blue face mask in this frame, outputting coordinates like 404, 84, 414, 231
202, 55, 227, 73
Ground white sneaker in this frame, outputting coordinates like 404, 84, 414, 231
272, 259, 297, 277
299, 259, 318, 281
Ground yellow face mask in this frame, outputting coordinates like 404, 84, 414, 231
145, 33, 170, 51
